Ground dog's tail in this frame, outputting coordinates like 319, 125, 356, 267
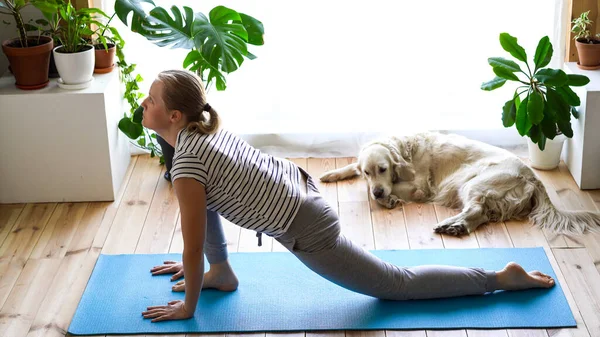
319, 163, 360, 182
529, 180, 600, 235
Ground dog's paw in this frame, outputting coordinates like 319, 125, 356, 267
319, 172, 339, 183
434, 221, 469, 236
380, 195, 404, 209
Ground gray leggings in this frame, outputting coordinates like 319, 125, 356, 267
204, 170, 499, 300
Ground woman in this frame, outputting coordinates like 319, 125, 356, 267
140, 69, 555, 323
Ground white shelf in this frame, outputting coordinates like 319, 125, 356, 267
562, 62, 600, 189
0, 71, 132, 203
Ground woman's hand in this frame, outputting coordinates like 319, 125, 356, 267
142, 300, 193, 322
172, 280, 186, 292
150, 260, 184, 281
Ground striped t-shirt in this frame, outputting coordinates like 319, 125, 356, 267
170, 128, 303, 237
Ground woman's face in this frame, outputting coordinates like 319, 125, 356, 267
141, 80, 170, 132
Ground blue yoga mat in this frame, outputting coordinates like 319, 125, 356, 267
68, 247, 575, 335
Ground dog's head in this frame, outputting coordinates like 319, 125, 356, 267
357, 139, 415, 200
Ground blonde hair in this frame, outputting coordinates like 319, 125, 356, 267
157, 69, 220, 134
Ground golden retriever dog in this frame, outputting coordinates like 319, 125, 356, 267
319, 132, 600, 236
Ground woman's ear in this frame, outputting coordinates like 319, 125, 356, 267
393, 162, 415, 182
169, 110, 184, 124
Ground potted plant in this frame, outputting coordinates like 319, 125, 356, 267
481, 33, 590, 170
52, 0, 109, 88
114, 0, 264, 178
571, 10, 600, 70
29, 0, 66, 78
1, 0, 54, 90
92, 13, 121, 73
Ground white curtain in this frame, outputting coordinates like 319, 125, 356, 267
96, 0, 567, 157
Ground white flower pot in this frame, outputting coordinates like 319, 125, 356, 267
527, 134, 567, 170
53, 45, 95, 87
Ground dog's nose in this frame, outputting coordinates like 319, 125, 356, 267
372, 187, 384, 199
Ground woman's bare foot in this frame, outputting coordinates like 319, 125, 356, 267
496, 262, 555, 291
172, 260, 239, 292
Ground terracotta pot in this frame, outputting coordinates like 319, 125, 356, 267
94, 43, 116, 73
575, 38, 600, 69
1, 36, 54, 90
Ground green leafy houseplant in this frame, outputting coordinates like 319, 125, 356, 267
93, 12, 120, 49
113, 0, 265, 162
1, 0, 55, 89
28, 0, 63, 41
481, 33, 590, 151
571, 10, 600, 69
571, 10, 600, 43
54, 1, 109, 53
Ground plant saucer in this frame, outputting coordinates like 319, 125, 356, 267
57, 77, 94, 90
94, 64, 115, 74
576, 62, 600, 70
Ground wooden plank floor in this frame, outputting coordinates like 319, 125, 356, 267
0, 154, 599, 337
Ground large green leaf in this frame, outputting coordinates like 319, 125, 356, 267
538, 134, 547, 151
30, 0, 60, 20
183, 49, 227, 90
534, 69, 568, 87
556, 86, 581, 106
541, 105, 557, 140
529, 125, 541, 144
534, 36, 553, 70
499, 33, 527, 62
118, 117, 144, 139
493, 67, 520, 81
193, 6, 248, 73
481, 77, 506, 91
516, 96, 532, 136
238, 13, 264, 46
133, 105, 144, 123
527, 91, 544, 125
142, 6, 195, 48
557, 119, 573, 138
546, 88, 571, 121
488, 57, 522, 73
114, 0, 155, 34
502, 100, 515, 127
567, 74, 590, 86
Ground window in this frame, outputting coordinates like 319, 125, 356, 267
101, 0, 567, 153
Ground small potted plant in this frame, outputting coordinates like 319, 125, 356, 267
93, 13, 121, 73
52, 0, 109, 88
482, 33, 590, 170
1, 0, 54, 90
571, 10, 600, 70
30, 0, 66, 78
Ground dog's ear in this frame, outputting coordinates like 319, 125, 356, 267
393, 163, 415, 182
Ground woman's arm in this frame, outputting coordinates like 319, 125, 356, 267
142, 177, 207, 322
176, 177, 207, 315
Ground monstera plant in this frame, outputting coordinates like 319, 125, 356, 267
113, 0, 264, 164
